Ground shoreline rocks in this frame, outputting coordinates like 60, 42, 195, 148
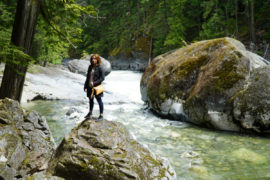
0, 98, 177, 179
0, 98, 55, 179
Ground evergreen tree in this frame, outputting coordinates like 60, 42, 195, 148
0, 0, 95, 102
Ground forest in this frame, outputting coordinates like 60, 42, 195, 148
0, 0, 270, 101
0, 0, 270, 64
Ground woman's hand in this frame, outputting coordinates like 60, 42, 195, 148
91, 82, 94, 87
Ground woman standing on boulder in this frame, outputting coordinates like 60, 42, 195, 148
84, 54, 105, 121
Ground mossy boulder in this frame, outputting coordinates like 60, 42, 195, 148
141, 37, 270, 133
48, 119, 176, 180
0, 98, 55, 179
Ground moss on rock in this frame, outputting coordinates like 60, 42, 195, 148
48, 119, 176, 179
0, 98, 55, 179
141, 37, 269, 133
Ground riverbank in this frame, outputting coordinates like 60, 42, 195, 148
20, 66, 270, 179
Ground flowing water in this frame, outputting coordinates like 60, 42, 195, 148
23, 71, 270, 179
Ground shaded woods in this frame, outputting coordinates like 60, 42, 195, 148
0, 0, 270, 101
0, 0, 94, 101
81, 0, 270, 60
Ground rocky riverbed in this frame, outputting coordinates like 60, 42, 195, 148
0, 64, 176, 179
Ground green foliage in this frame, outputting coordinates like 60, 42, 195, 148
0, 0, 34, 67
34, 0, 96, 61
0, 1, 15, 63
1, 0, 269, 65
77, 0, 270, 59
164, 0, 188, 49
0, 0, 96, 65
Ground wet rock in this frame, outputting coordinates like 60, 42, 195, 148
31, 93, 57, 101
48, 119, 176, 180
231, 148, 266, 164
66, 107, 82, 116
0, 98, 55, 179
189, 166, 208, 176
141, 37, 270, 133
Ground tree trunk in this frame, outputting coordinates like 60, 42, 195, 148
148, 30, 153, 64
163, 0, 169, 34
225, 5, 229, 36
248, 0, 256, 43
0, 0, 40, 102
235, 0, 238, 38
136, 1, 140, 31
43, 61, 47, 67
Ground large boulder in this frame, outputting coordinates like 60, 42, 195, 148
141, 37, 270, 133
48, 119, 176, 179
0, 98, 55, 179
67, 56, 111, 76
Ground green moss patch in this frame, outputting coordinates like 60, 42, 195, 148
211, 59, 245, 92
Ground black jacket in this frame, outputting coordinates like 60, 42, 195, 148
84, 64, 105, 97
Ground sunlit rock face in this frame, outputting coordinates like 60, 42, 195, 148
0, 98, 55, 179
141, 37, 270, 133
48, 119, 176, 180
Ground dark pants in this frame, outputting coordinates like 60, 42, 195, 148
89, 96, 104, 114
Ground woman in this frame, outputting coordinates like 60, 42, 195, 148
84, 54, 105, 121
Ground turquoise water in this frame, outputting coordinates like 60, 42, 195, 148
22, 71, 270, 179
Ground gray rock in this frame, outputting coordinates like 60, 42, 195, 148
109, 57, 148, 72
0, 98, 55, 179
48, 119, 176, 180
28, 172, 64, 180
67, 56, 111, 76
22, 65, 87, 103
66, 107, 82, 118
141, 37, 270, 133
233, 66, 270, 133
61, 58, 73, 66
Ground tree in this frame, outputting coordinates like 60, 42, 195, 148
0, 0, 40, 102
248, 0, 255, 44
0, 0, 95, 102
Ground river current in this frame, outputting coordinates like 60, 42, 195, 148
23, 70, 270, 179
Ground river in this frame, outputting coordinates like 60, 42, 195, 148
23, 70, 270, 179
